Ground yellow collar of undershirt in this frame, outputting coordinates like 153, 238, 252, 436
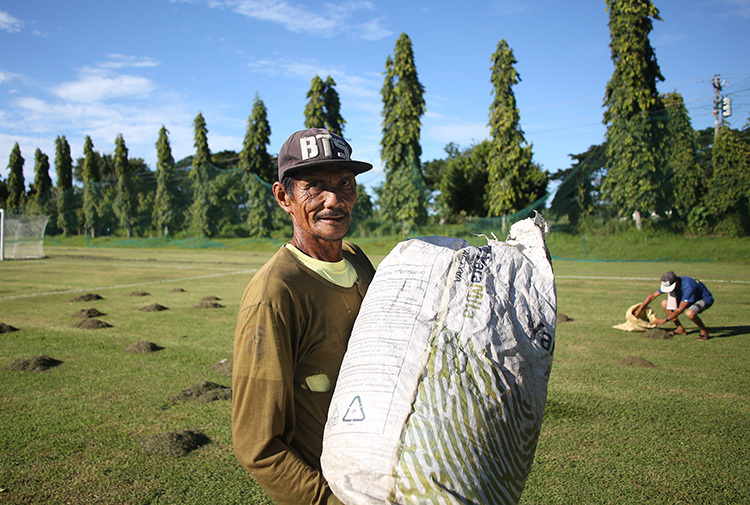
285, 243, 358, 288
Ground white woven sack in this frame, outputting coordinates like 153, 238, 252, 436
322, 215, 556, 504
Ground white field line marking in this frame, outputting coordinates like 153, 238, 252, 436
0, 269, 258, 301
557, 275, 750, 284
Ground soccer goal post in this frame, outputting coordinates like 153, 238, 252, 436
0, 209, 49, 260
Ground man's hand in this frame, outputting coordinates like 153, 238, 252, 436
652, 318, 667, 326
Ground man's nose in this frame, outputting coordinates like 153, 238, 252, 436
321, 186, 346, 206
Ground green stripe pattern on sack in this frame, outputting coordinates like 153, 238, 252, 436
390, 326, 540, 505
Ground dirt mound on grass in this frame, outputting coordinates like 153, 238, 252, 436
170, 288, 187, 293
208, 358, 233, 378
140, 303, 168, 312
643, 328, 673, 340
171, 381, 231, 403
557, 313, 573, 323
74, 318, 112, 329
0, 323, 19, 333
8, 355, 63, 372
129, 291, 150, 297
125, 341, 164, 354
140, 429, 211, 456
72, 293, 103, 302
193, 301, 224, 309
74, 308, 105, 318
618, 356, 657, 368
201, 295, 222, 301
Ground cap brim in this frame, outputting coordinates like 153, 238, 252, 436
660, 282, 676, 293
279, 159, 372, 180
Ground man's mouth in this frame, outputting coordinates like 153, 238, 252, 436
315, 213, 348, 223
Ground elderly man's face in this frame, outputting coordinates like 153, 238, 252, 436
280, 165, 357, 244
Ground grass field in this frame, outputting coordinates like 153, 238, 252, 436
1, 237, 748, 504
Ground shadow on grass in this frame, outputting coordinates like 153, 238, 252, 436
708, 325, 750, 339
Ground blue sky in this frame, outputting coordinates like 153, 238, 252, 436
1, 0, 748, 196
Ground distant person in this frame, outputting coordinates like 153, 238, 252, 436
232, 127, 376, 504
635, 271, 714, 340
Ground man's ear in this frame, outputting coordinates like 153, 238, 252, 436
273, 181, 292, 212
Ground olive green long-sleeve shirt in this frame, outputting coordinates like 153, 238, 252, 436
232, 242, 375, 505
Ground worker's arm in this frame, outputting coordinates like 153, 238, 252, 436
634, 290, 661, 317
653, 300, 689, 326
233, 300, 342, 505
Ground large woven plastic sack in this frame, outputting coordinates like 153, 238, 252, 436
322, 214, 556, 505
612, 303, 657, 332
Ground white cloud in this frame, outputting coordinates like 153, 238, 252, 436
490, 1, 531, 16
54, 67, 155, 103
0, 10, 23, 32
656, 33, 688, 46
185, 0, 391, 40
247, 55, 381, 115
99, 54, 160, 69
425, 121, 489, 147
724, 0, 750, 18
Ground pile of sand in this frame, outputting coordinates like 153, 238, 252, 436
618, 356, 657, 368
170, 288, 187, 293
8, 355, 63, 372
171, 381, 231, 403
208, 358, 233, 378
125, 341, 164, 354
193, 301, 224, 309
201, 296, 221, 301
71, 293, 103, 302
129, 291, 150, 297
74, 308, 105, 318
558, 313, 573, 323
643, 328, 673, 340
140, 429, 211, 456
140, 304, 168, 312
74, 319, 112, 329
0, 323, 19, 333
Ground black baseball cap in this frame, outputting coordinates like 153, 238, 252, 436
277, 128, 372, 181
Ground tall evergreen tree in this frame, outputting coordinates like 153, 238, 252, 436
602, 0, 665, 226
706, 126, 750, 235
82, 135, 100, 237
189, 112, 213, 236
323, 76, 345, 135
304, 75, 327, 129
660, 92, 702, 227
486, 39, 546, 219
153, 126, 177, 236
113, 134, 136, 237
30, 148, 53, 214
379, 32, 428, 229
240, 94, 274, 183
438, 141, 492, 220
55, 136, 76, 236
245, 174, 274, 237
240, 94, 274, 236
6, 142, 25, 210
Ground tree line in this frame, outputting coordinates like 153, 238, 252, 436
3, 1, 749, 238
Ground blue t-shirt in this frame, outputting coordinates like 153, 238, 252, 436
663, 276, 713, 305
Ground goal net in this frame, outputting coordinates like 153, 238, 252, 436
1, 209, 49, 260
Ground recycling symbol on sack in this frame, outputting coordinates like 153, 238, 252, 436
342, 395, 365, 422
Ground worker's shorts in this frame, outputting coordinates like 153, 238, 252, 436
688, 299, 712, 315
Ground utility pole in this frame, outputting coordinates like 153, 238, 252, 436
712, 74, 722, 138
712, 75, 732, 138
